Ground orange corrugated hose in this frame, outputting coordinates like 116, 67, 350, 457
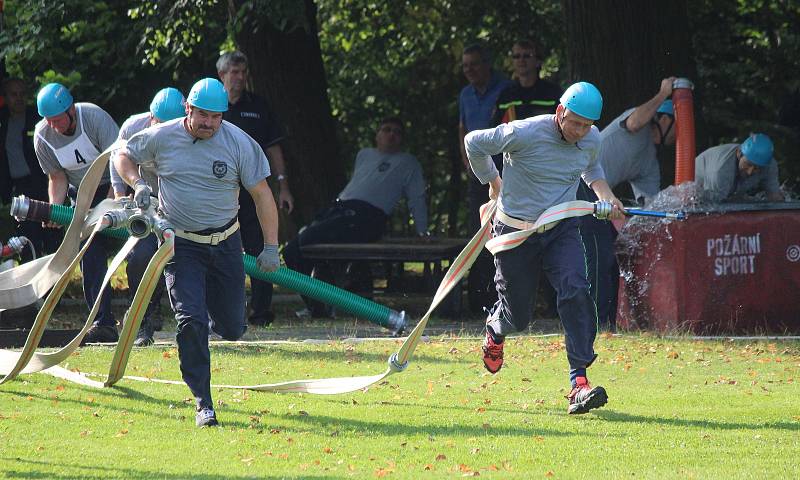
673, 79, 696, 184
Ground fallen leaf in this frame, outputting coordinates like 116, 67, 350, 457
545, 471, 554, 477
323, 447, 333, 454
436, 454, 447, 461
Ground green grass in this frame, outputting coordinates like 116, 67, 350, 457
1, 334, 798, 479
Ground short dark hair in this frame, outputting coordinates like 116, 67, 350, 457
216, 51, 248, 73
512, 39, 542, 59
379, 116, 404, 133
463, 43, 492, 64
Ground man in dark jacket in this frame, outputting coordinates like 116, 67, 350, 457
0, 78, 59, 260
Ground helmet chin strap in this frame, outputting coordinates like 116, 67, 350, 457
554, 109, 568, 142
654, 115, 674, 145
64, 109, 77, 136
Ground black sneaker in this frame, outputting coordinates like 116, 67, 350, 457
567, 377, 608, 414
133, 326, 154, 347
247, 311, 275, 327
82, 325, 119, 345
196, 407, 219, 427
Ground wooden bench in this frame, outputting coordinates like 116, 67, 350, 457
300, 237, 468, 316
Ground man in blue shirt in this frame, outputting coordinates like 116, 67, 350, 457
458, 43, 513, 313
458, 43, 513, 232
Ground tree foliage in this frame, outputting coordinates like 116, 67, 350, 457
0, 0, 797, 231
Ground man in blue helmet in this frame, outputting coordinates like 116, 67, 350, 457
695, 133, 784, 202
576, 77, 677, 332
110, 87, 186, 347
33, 82, 120, 344
465, 81, 624, 414
114, 78, 280, 427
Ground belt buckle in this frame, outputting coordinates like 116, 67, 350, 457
209, 232, 222, 246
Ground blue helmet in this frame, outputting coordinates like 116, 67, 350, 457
37, 83, 74, 118
560, 81, 603, 120
186, 78, 228, 112
150, 87, 186, 122
656, 99, 674, 116
741, 133, 773, 167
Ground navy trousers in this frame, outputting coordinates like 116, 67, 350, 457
486, 217, 598, 371
164, 229, 246, 410
283, 199, 386, 276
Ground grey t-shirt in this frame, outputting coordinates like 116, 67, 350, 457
5, 114, 30, 179
34, 103, 117, 187
124, 119, 270, 231
695, 143, 781, 202
597, 108, 660, 202
110, 112, 159, 195
338, 147, 428, 234
465, 114, 604, 221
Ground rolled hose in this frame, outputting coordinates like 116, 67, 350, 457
10, 196, 406, 333
673, 78, 696, 185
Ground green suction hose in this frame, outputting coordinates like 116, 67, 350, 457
10, 195, 406, 333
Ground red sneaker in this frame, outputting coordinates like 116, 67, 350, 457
567, 377, 608, 414
482, 329, 504, 373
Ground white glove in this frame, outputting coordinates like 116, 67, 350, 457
257, 244, 280, 272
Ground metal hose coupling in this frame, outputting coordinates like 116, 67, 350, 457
1, 236, 27, 258
127, 212, 153, 238
388, 353, 409, 372
388, 310, 408, 337
151, 216, 175, 242
103, 199, 153, 239
10, 195, 51, 222
593, 201, 613, 220
10, 195, 30, 220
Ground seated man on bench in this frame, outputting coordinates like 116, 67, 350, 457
283, 116, 429, 317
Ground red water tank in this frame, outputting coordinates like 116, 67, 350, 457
616, 203, 800, 334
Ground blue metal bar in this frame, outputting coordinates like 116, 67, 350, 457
624, 208, 687, 220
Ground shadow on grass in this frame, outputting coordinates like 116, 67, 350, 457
210, 343, 471, 366
594, 410, 800, 432
263, 411, 593, 439
0, 384, 255, 424
0, 457, 339, 479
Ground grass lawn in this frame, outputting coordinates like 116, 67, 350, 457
0, 334, 798, 479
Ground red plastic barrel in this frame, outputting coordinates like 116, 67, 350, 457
616, 204, 800, 334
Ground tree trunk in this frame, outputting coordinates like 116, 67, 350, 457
233, 0, 344, 230
561, 0, 701, 187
